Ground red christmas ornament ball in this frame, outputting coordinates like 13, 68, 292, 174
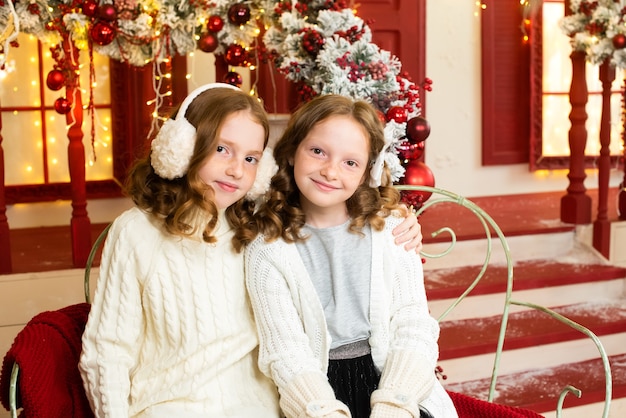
46, 69, 65, 91
207, 15, 224, 32
98, 4, 117, 21
90, 21, 116, 46
227, 3, 251, 26
397, 140, 425, 161
406, 116, 431, 144
386, 106, 407, 123
224, 71, 243, 87
82, 0, 99, 17
54, 97, 72, 114
400, 160, 435, 204
224, 44, 248, 66
197, 32, 219, 53
613, 33, 626, 49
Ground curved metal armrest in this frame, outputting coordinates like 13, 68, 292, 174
509, 301, 612, 418
395, 185, 612, 418
9, 362, 19, 418
84, 223, 111, 304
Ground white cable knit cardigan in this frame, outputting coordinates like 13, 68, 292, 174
245, 215, 458, 418
79, 207, 280, 418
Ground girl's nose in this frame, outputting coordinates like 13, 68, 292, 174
320, 160, 338, 179
226, 159, 243, 178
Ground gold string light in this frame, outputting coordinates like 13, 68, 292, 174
521, 0, 542, 42
474, 1, 487, 17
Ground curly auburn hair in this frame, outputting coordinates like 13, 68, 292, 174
255, 94, 406, 243
125, 87, 269, 252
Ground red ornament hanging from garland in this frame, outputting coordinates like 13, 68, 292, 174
405, 116, 431, 144
224, 44, 248, 66
98, 4, 118, 21
386, 106, 407, 123
46, 69, 65, 91
228, 3, 251, 26
400, 160, 435, 208
91, 21, 116, 46
82, 0, 99, 17
613, 33, 626, 49
198, 32, 219, 53
54, 97, 72, 114
207, 15, 225, 32
224, 71, 243, 87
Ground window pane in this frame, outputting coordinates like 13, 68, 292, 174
541, 1, 623, 160
85, 108, 113, 181
89, 53, 111, 103
0, 35, 42, 107
1, 111, 44, 185
45, 110, 70, 183
543, 2, 571, 93
584, 94, 624, 156
542, 94, 570, 156
1, 33, 113, 190
542, 93, 624, 157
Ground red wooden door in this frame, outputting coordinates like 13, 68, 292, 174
357, 0, 427, 114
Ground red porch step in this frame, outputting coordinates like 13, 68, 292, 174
424, 260, 626, 300
438, 301, 626, 360
444, 353, 626, 413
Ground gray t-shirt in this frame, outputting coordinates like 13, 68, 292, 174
296, 221, 372, 350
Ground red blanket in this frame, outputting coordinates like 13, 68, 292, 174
0, 303, 94, 418
448, 390, 544, 418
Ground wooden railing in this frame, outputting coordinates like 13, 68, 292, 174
562, 50, 626, 258
593, 61, 617, 257
560, 49, 592, 225
63, 38, 92, 269
561, 0, 626, 259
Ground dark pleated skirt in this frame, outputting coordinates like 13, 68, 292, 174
327, 353, 435, 418
327, 353, 380, 418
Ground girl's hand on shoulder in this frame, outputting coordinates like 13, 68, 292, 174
392, 211, 423, 254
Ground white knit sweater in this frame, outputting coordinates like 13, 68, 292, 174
245, 215, 458, 418
79, 207, 280, 418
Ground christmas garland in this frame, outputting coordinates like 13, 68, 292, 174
560, 0, 626, 68
262, 1, 427, 182
0, 0, 432, 189
0, 0, 265, 66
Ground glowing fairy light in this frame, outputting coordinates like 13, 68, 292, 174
474, 1, 486, 17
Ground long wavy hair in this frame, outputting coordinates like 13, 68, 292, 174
125, 87, 269, 252
255, 94, 404, 243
